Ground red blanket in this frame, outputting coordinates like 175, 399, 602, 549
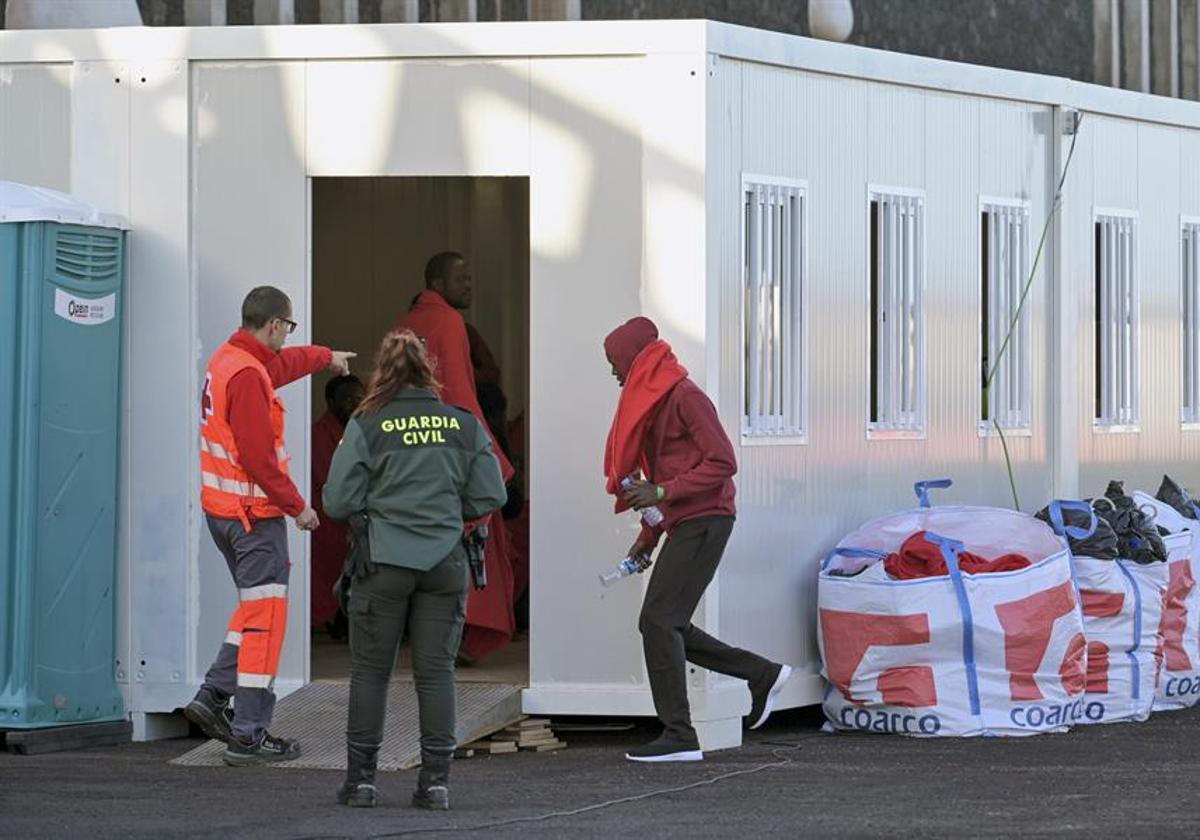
603, 340, 687, 510
459, 512, 515, 661
310, 411, 347, 625
885, 531, 1031, 580
398, 292, 516, 661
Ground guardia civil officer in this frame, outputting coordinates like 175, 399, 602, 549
323, 330, 506, 810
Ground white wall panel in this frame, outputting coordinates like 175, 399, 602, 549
192, 61, 311, 692
713, 64, 1056, 712
868, 82, 925, 189
306, 60, 530, 176
71, 62, 130, 218
121, 60, 195, 714
1092, 116, 1140, 210
0, 64, 71, 191
525, 56, 651, 713
1182, 131, 1200, 218
1078, 115, 1200, 495
972, 99, 1053, 507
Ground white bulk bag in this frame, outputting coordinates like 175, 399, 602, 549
1044, 501, 1167, 725
819, 481, 1087, 737
1133, 491, 1200, 711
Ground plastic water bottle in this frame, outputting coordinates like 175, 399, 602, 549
599, 552, 652, 587
620, 475, 665, 528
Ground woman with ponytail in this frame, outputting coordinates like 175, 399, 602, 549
323, 330, 507, 811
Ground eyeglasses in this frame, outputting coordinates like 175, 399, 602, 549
277, 317, 298, 334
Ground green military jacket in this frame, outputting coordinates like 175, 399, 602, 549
322, 388, 507, 571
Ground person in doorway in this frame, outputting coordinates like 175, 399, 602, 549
185, 286, 356, 766
311, 374, 365, 640
323, 330, 507, 810
396, 251, 517, 664
603, 316, 793, 763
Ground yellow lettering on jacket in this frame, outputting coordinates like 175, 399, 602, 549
382, 416, 459, 436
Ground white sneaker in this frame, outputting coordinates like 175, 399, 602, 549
625, 736, 704, 762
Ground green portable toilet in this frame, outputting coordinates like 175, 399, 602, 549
0, 182, 128, 729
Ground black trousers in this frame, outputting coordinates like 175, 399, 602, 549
638, 515, 774, 741
346, 547, 468, 762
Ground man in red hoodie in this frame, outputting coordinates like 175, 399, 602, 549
396, 252, 517, 663
603, 316, 792, 762
186, 286, 355, 766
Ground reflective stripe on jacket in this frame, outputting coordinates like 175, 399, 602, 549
201, 342, 289, 525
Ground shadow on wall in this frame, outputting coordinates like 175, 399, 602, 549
0, 20, 707, 689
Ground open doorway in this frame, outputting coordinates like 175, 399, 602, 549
309, 176, 530, 686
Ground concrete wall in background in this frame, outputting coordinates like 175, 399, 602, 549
584, 0, 1096, 82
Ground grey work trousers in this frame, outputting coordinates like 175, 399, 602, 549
639, 515, 774, 741
346, 547, 469, 762
201, 515, 291, 742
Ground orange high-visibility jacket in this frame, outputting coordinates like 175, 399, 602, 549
200, 342, 289, 525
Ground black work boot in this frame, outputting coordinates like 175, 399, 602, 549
184, 687, 234, 744
336, 741, 378, 808
222, 731, 301, 766
411, 755, 451, 810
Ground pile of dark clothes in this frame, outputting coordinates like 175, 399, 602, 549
1036, 480, 1171, 564
1157, 474, 1200, 521
884, 531, 1031, 580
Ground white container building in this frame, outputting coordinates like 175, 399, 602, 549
2, 20, 1199, 749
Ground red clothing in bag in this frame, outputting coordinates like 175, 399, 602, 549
885, 531, 1031, 580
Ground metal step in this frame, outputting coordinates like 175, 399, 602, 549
170, 680, 523, 771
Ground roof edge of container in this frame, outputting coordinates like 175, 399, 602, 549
0, 18, 709, 63
705, 19, 1200, 131
3, 18, 1199, 130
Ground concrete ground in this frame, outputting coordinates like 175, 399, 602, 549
2, 706, 1198, 839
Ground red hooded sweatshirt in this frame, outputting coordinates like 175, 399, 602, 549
603, 317, 737, 542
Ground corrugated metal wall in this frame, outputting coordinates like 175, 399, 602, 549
1072, 114, 1200, 494
709, 57, 1053, 702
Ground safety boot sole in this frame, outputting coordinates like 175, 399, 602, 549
184, 700, 233, 744
221, 745, 301, 766
412, 786, 450, 810
337, 783, 377, 808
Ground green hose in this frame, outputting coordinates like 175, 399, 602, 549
985, 114, 1082, 510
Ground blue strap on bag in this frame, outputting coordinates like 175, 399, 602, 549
1113, 561, 1144, 700
914, 479, 953, 509
1046, 499, 1098, 595
1047, 499, 1098, 541
923, 531, 983, 719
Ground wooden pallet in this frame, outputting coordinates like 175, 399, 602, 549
458, 717, 567, 757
